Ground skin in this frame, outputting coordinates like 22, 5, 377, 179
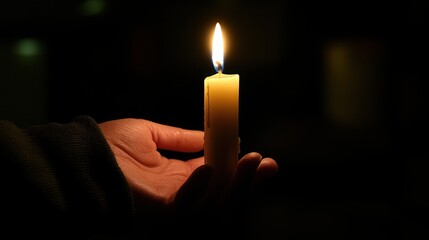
99, 118, 278, 215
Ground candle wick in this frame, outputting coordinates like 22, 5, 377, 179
215, 61, 222, 76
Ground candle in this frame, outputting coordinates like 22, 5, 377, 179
204, 22, 240, 188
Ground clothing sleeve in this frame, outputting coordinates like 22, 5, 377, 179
0, 115, 135, 237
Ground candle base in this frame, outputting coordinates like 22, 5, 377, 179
204, 136, 240, 190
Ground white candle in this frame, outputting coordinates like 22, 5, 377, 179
204, 22, 240, 188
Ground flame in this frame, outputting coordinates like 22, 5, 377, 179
212, 22, 224, 72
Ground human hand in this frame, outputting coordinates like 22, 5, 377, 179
99, 118, 278, 216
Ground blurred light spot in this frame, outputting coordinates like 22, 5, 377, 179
16, 39, 41, 57
79, 0, 106, 16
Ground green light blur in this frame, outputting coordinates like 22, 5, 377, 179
16, 39, 41, 57
79, 0, 106, 16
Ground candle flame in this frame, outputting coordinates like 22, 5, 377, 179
212, 22, 224, 73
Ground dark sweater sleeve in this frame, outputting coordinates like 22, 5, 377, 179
0, 116, 135, 236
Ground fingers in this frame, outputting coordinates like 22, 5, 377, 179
144, 120, 204, 152
253, 157, 278, 188
213, 152, 263, 212
231, 152, 262, 189
230, 152, 279, 190
171, 153, 278, 217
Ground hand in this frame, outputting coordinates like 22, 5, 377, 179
99, 118, 278, 216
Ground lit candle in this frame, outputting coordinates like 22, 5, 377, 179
204, 22, 240, 188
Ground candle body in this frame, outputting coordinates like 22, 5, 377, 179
204, 73, 239, 187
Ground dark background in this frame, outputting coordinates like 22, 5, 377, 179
1, 0, 428, 239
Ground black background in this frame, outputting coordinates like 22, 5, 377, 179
1, 0, 428, 239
